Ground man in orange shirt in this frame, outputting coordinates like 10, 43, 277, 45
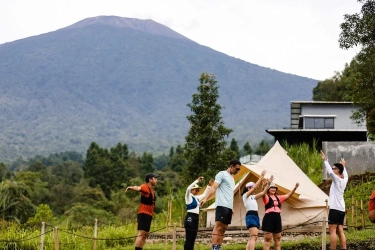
126, 173, 159, 250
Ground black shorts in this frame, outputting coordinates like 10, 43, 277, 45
328, 209, 345, 225
137, 213, 152, 232
215, 206, 233, 225
261, 212, 282, 233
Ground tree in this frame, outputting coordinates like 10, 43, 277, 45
230, 138, 240, 159
167, 145, 186, 172
138, 152, 155, 177
338, 0, 375, 134
52, 162, 83, 185
153, 154, 169, 170
255, 140, 271, 156
26, 204, 53, 227
243, 142, 253, 156
169, 147, 174, 158
0, 163, 9, 181
84, 142, 129, 198
49, 182, 74, 215
184, 72, 233, 180
15, 171, 49, 205
312, 58, 360, 102
64, 204, 117, 227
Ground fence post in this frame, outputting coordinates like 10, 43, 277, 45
355, 200, 358, 228
172, 223, 177, 250
361, 200, 365, 229
181, 207, 184, 226
93, 219, 98, 250
321, 217, 326, 250
54, 227, 59, 250
165, 211, 168, 250
40, 222, 45, 250
169, 198, 172, 226
351, 195, 354, 228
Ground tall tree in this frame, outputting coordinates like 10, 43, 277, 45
169, 147, 175, 158
153, 154, 169, 170
338, 0, 375, 134
255, 140, 271, 156
168, 145, 186, 172
312, 59, 359, 102
0, 163, 8, 181
185, 72, 233, 180
230, 138, 240, 159
243, 142, 253, 156
138, 152, 155, 177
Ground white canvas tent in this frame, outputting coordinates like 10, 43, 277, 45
205, 141, 329, 229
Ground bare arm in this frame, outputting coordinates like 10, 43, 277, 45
255, 175, 274, 199
246, 170, 266, 198
284, 182, 299, 200
126, 185, 141, 192
199, 182, 219, 207
196, 178, 214, 200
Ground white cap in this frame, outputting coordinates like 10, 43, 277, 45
245, 182, 255, 188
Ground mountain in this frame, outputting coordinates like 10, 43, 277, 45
0, 16, 318, 161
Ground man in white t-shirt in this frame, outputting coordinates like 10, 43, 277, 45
200, 159, 242, 250
320, 150, 348, 250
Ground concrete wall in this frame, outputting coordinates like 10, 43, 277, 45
322, 141, 375, 176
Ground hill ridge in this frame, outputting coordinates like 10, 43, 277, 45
64, 15, 190, 41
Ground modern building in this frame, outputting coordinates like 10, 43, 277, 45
266, 101, 368, 147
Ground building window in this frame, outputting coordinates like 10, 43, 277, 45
305, 117, 334, 129
324, 118, 334, 128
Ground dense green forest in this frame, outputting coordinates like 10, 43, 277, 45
0, 139, 274, 227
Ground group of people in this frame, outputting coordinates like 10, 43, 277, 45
125, 153, 375, 250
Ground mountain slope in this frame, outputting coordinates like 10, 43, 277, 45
0, 16, 318, 161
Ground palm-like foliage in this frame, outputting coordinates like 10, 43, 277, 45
0, 180, 34, 223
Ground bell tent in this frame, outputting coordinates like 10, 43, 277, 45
204, 141, 329, 229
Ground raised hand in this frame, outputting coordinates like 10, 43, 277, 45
340, 158, 346, 167
320, 150, 327, 161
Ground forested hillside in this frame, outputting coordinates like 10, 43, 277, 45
0, 16, 317, 161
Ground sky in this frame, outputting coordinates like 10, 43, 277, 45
1, 0, 362, 80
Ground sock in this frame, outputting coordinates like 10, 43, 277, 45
135, 247, 142, 250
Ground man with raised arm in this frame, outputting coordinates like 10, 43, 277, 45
320, 150, 348, 250
199, 159, 242, 250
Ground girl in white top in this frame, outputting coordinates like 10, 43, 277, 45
184, 176, 213, 250
242, 170, 272, 250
